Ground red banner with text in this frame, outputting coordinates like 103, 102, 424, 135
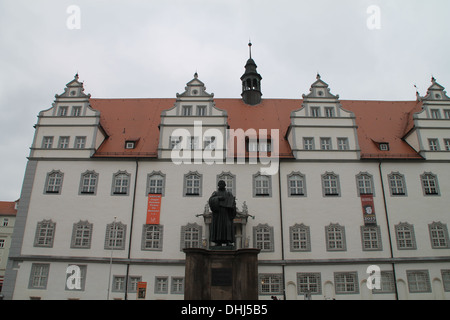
361, 194, 376, 226
147, 194, 162, 225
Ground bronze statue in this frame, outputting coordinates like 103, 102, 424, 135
208, 180, 237, 246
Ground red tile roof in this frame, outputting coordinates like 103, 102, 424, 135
0, 201, 17, 216
90, 98, 423, 160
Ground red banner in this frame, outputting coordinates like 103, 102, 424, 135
361, 194, 376, 225
147, 194, 162, 225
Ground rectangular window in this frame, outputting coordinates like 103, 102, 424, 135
444, 109, 450, 119
334, 272, 359, 294
324, 107, 335, 118
310, 107, 320, 117
58, 136, 70, 149
42, 136, 54, 149
204, 136, 216, 150
113, 276, 126, 292
58, 106, 68, 116
197, 105, 206, 116
72, 106, 82, 116
29, 264, 50, 289
182, 106, 192, 116
75, 136, 86, 149
421, 173, 439, 195
288, 174, 305, 196
444, 139, 450, 151
80, 172, 98, 194
259, 274, 283, 295
407, 270, 431, 293
428, 138, 440, 151
297, 273, 321, 295
395, 223, 416, 250
303, 137, 314, 150
155, 277, 168, 294
254, 175, 271, 196
142, 225, 163, 250
337, 138, 349, 150
361, 226, 382, 251
320, 138, 332, 150
322, 173, 340, 196
326, 224, 346, 251
113, 173, 129, 195
389, 173, 406, 196
171, 277, 184, 294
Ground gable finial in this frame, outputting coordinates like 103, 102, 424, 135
248, 40, 252, 59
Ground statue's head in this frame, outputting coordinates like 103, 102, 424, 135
218, 180, 226, 190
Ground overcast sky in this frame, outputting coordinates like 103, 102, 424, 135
0, 0, 449, 201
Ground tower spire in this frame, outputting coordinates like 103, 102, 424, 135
241, 42, 262, 105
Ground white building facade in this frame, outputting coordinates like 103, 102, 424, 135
3, 57, 450, 300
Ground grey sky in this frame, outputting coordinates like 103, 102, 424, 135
0, 0, 449, 200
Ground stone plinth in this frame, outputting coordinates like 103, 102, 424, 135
184, 248, 260, 300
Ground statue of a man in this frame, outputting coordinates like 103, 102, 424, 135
208, 180, 237, 246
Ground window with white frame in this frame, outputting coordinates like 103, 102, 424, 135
34, 220, 56, 247
303, 137, 314, 150
75, 136, 86, 149
320, 137, 332, 150
388, 173, 407, 196
361, 226, 382, 251
80, 171, 98, 195
112, 276, 126, 292
45, 170, 63, 194
71, 220, 93, 249
325, 224, 346, 251
180, 223, 202, 249
128, 276, 142, 293
184, 172, 202, 196
288, 173, 306, 196
259, 274, 283, 295
142, 224, 163, 251
428, 222, 449, 249
58, 136, 70, 149
254, 224, 274, 252
334, 272, 359, 294
395, 222, 416, 250
155, 277, 169, 294
253, 173, 271, 197
28, 263, 50, 289
444, 139, 450, 151
42, 136, 53, 149
337, 138, 349, 150
290, 224, 311, 251
171, 277, 184, 294
356, 173, 374, 196
428, 138, 440, 151
322, 172, 340, 196
407, 270, 431, 293
104, 221, 126, 250
421, 173, 440, 196
112, 172, 130, 195
297, 273, 321, 295
147, 172, 165, 196
188, 136, 199, 150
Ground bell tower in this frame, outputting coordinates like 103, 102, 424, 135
241, 42, 262, 105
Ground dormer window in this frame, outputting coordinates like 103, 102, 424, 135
379, 143, 389, 151
196, 105, 206, 116
125, 141, 136, 149
310, 107, 321, 117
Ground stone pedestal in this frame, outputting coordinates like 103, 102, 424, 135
184, 248, 260, 300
